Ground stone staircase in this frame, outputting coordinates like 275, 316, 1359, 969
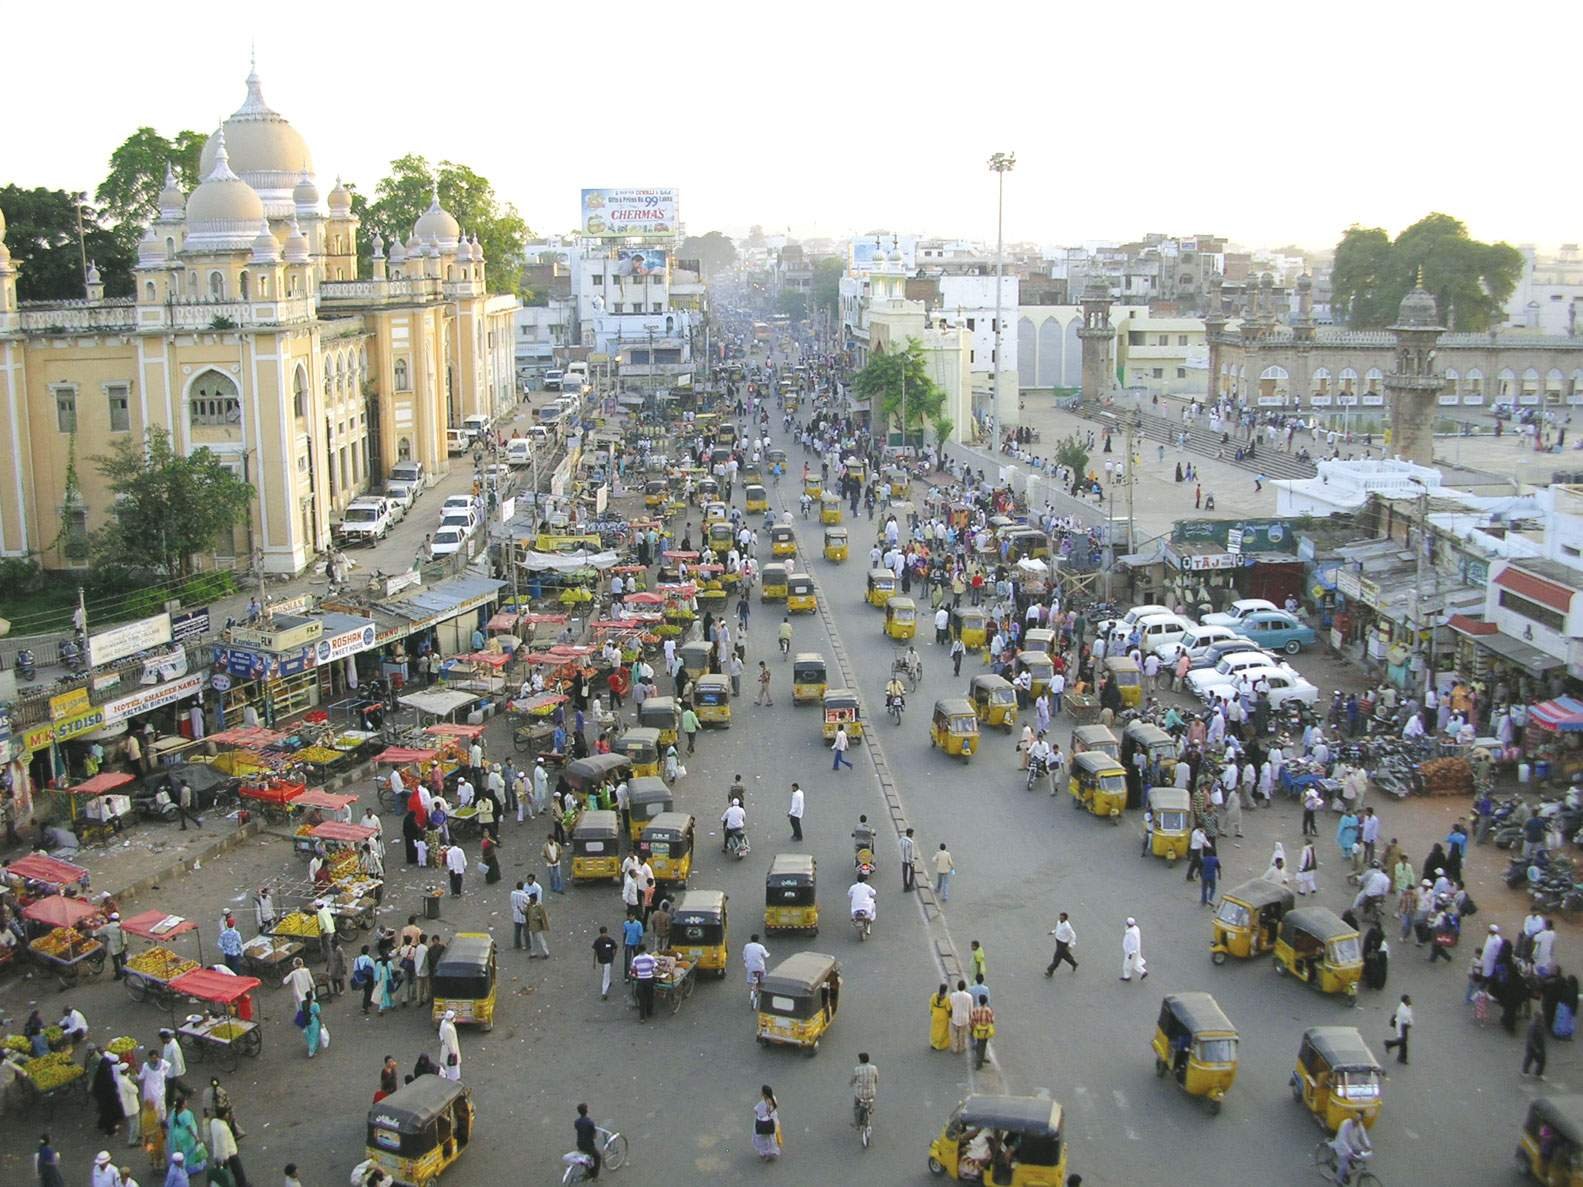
1072, 401, 1318, 481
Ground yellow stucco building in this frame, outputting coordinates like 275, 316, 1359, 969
0, 69, 519, 573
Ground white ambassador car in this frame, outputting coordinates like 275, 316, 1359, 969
1196, 664, 1319, 709
1153, 623, 1244, 665
1186, 651, 1295, 700
1201, 598, 1280, 630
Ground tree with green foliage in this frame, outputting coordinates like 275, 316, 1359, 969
356, 155, 531, 296
92, 428, 255, 579
930, 414, 955, 469
1054, 435, 1090, 483
812, 257, 845, 323
854, 338, 944, 448
680, 231, 737, 277
1331, 212, 1523, 331
95, 127, 206, 254
0, 185, 132, 301
776, 289, 808, 322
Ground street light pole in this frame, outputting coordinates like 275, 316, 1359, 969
988, 151, 1016, 449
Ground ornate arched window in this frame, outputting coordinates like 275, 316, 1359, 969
190, 370, 241, 426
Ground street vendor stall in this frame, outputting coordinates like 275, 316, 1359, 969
442, 650, 512, 696
169, 969, 263, 1070
373, 747, 443, 810
27, 917, 106, 988
238, 774, 307, 822
397, 688, 480, 725
3, 854, 91, 900
54, 771, 135, 842
1525, 696, 1583, 784
120, 910, 202, 1006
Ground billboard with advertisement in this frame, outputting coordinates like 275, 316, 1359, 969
89, 612, 173, 668
580, 188, 677, 237
613, 248, 667, 278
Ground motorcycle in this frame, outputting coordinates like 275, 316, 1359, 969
1026, 756, 1051, 793
851, 908, 872, 942
724, 829, 750, 860
14, 649, 36, 682
58, 639, 88, 674
886, 693, 904, 726
132, 788, 179, 823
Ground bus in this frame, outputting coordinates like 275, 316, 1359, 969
753, 321, 771, 342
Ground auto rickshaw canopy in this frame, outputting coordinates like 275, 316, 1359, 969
431, 933, 495, 998
1104, 656, 1142, 680
822, 688, 860, 713
1526, 1096, 1583, 1145
694, 674, 731, 701
767, 853, 816, 886
1072, 724, 1120, 752
760, 950, 840, 1001
745, 483, 766, 500
1300, 1026, 1381, 1075
673, 889, 727, 927
1124, 721, 1175, 751
367, 1076, 472, 1153
627, 776, 673, 818
953, 607, 988, 629
886, 595, 917, 614
563, 754, 632, 792
771, 526, 795, 543
639, 811, 694, 847
953, 1094, 1063, 1138
639, 696, 679, 725
1161, 992, 1236, 1039
762, 562, 789, 583
571, 809, 621, 842
793, 653, 827, 679
1281, 906, 1357, 945
1074, 750, 1126, 777
868, 568, 895, 587
824, 526, 848, 544
1221, 878, 1296, 914
934, 698, 978, 731
787, 574, 815, 595
614, 727, 661, 762
970, 674, 1016, 702
1023, 627, 1055, 654
1146, 785, 1192, 812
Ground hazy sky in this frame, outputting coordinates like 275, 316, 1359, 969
7, 1, 1577, 252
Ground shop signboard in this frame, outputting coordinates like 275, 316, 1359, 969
0, 707, 10, 764
579, 188, 677, 237
170, 608, 211, 642
141, 647, 189, 685
102, 673, 204, 724
88, 612, 172, 667
22, 722, 57, 753
55, 705, 106, 742
1335, 568, 1363, 600
211, 672, 233, 692
49, 687, 91, 722
1172, 518, 1294, 553
1226, 529, 1243, 556
270, 594, 314, 617
316, 623, 377, 665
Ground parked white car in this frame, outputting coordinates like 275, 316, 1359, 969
506, 438, 534, 468
1098, 603, 1174, 642
1198, 664, 1319, 709
442, 495, 475, 516
1186, 651, 1294, 699
1155, 624, 1246, 666
384, 480, 418, 517
1132, 613, 1195, 657
430, 525, 468, 557
335, 498, 392, 545
440, 507, 477, 539
1201, 598, 1280, 629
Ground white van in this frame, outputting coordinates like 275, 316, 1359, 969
506, 438, 534, 468
462, 414, 491, 441
565, 362, 589, 384
445, 428, 469, 456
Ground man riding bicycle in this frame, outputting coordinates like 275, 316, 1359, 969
1331, 1114, 1372, 1184
850, 1052, 879, 1128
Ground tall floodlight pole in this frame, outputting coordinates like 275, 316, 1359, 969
987, 152, 1015, 450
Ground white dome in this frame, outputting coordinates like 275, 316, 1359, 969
251, 220, 281, 264
185, 130, 267, 252
283, 218, 311, 263
158, 164, 186, 220
327, 176, 353, 216
137, 227, 165, 266
293, 171, 321, 210
199, 70, 314, 219
413, 183, 460, 249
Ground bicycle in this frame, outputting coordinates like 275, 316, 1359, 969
853, 1098, 874, 1149
1312, 1141, 1380, 1186
561, 1124, 629, 1183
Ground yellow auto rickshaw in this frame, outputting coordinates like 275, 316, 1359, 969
792, 653, 828, 704
741, 463, 764, 486
823, 526, 848, 563
1516, 1096, 1583, 1186
1004, 528, 1051, 562
695, 585, 728, 619
926, 1095, 1067, 1185
866, 568, 897, 608
1069, 750, 1127, 821
1070, 723, 1120, 760
1291, 1026, 1383, 1133
822, 688, 863, 744
365, 1076, 474, 1187
760, 563, 789, 602
764, 853, 818, 934
625, 775, 674, 842
1104, 656, 1143, 708
845, 459, 869, 487
670, 889, 729, 978
699, 477, 720, 502
953, 606, 988, 649
884, 596, 918, 640
1211, 878, 1295, 964
1273, 907, 1364, 1003
1023, 627, 1056, 656
692, 674, 732, 726
1152, 992, 1238, 1115
571, 810, 622, 883
969, 673, 1017, 731
754, 950, 841, 1053
708, 521, 734, 552
430, 932, 497, 1030
745, 484, 768, 514
637, 811, 695, 886
771, 525, 797, 557
787, 574, 817, 614
703, 499, 728, 523
612, 727, 662, 777
639, 696, 680, 747
882, 466, 910, 499
930, 697, 980, 759
1146, 785, 1192, 860
678, 640, 713, 683
803, 473, 822, 499
820, 492, 842, 525
1123, 721, 1177, 784
643, 479, 668, 508
1016, 651, 1054, 698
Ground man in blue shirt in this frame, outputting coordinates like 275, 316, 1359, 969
621, 914, 645, 982
218, 919, 244, 972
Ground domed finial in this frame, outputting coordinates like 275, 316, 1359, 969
164, 162, 177, 187
1416, 264, 1425, 289
204, 126, 241, 182
428, 178, 441, 211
